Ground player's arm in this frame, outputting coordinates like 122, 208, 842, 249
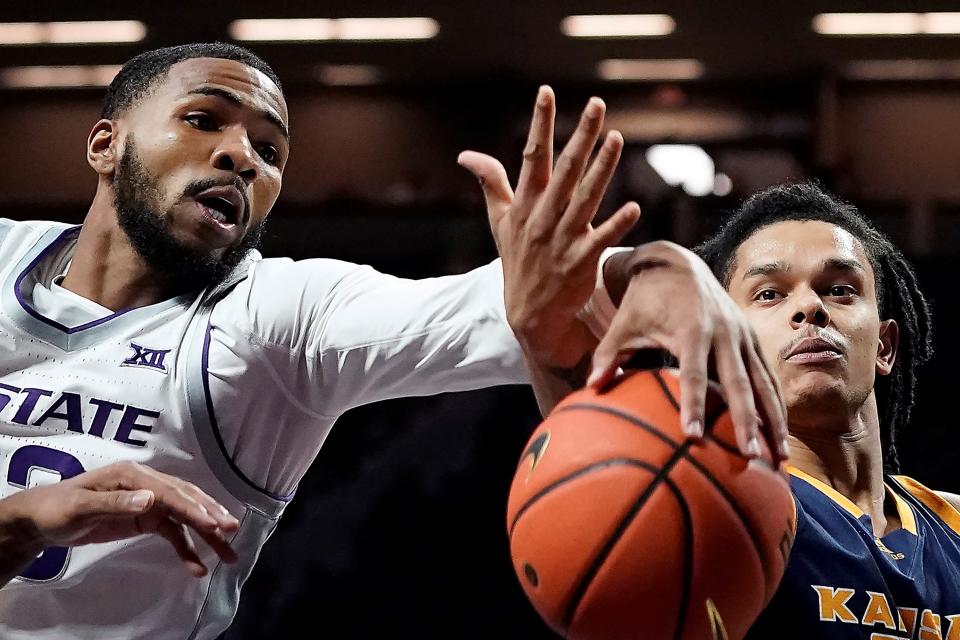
0, 462, 240, 587
459, 86, 788, 461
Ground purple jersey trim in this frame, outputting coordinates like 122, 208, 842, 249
13, 226, 137, 334
201, 319, 295, 503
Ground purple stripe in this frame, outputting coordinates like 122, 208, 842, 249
201, 319, 294, 503
14, 226, 137, 334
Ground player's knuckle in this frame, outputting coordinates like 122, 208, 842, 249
682, 367, 707, 385
522, 142, 545, 162
555, 153, 577, 174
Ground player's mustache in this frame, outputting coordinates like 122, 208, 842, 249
778, 329, 846, 360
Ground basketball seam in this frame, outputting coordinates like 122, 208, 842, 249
671, 478, 695, 640
561, 441, 694, 632
653, 370, 681, 413
652, 369, 764, 465
550, 403, 776, 591
507, 458, 661, 537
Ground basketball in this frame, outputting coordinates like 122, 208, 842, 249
506, 369, 796, 640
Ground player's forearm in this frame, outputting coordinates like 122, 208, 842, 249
524, 250, 636, 415
0, 495, 45, 587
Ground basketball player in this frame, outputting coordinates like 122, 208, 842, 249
0, 44, 785, 639
476, 106, 958, 636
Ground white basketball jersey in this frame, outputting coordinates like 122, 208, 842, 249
0, 218, 529, 639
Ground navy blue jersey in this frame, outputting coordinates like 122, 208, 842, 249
747, 467, 960, 639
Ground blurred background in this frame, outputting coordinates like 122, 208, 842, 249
2, 1, 960, 637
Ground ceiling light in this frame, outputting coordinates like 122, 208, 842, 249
923, 12, 960, 34
813, 12, 960, 36
646, 144, 716, 197
0, 65, 122, 88
229, 17, 439, 42
0, 21, 145, 45
598, 59, 704, 81
561, 14, 675, 38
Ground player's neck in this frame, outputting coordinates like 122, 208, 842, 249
60, 194, 178, 311
787, 396, 899, 536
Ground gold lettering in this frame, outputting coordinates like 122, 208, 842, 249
900, 608, 919, 635
862, 592, 896, 629
944, 614, 960, 640
813, 586, 858, 623
920, 609, 943, 640
705, 598, 728, 640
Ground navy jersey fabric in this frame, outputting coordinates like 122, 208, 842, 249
747, 468, 960, 639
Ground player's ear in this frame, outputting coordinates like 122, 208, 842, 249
87, 119, 119, 177
876, 318, 898, 376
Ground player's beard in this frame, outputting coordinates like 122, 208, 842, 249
113, 135, 265, 294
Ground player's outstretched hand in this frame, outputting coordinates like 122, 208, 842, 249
589, 241, 790, 462
458, 86, 641, 370
1, 461, 240, 578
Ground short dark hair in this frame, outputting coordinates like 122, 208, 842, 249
100, 42, 282, 119
696, 181, 933, 473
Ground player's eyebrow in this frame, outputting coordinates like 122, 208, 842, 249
188, 86, 289, 142
820, 257, 865, 274
741, 261, 790, 280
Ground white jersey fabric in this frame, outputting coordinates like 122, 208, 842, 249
0, 218, 537, 639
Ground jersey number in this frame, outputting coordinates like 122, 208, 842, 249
8, 445, 85, 581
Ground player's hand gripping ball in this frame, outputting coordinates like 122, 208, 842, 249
506, 369, 796, 640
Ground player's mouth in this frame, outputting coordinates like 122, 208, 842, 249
193, 185, 246, 233
783, 336, 844, 363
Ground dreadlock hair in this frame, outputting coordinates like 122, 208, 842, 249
695, 181, 933, 474
101, 42, 282, 119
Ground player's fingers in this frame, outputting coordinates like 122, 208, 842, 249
156, 518, 207, 578
193, 525, 239, 565
677, 332, 711, 439
558, 130, 625, 237
530, 98, 605, 234
148, 484, 221, 534
457, 151, 515, 228
589, 202, 641, 254
74, 489, 155, 519
714, 331, 762, 458
743, 344, 786, 461
82, 463, 219, 531
588, 320, 661, 389
515, 85, 555, 208
747, 338, 790, 460
176, 481, 240, 532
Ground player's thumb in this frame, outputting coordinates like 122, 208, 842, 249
457, 151, 514, 222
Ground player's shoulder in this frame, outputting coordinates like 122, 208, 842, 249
213, 255, 372, 319
0, 217, 69, 237
936, 490, 960, 511
0, 218, 72, 253
242, 256, 380, 297
891, 474, 960, 535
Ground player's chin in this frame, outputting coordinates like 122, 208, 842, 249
784, 370, 849, 408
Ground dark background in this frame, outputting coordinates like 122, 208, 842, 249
2, 2, 960, 637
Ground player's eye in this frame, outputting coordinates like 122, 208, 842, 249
828, 285, 856, 297
184, 113, 219, 131
256, 143, 280, 166
754, 289, 782, 302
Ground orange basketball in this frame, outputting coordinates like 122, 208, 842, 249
506, 369, 796, 640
